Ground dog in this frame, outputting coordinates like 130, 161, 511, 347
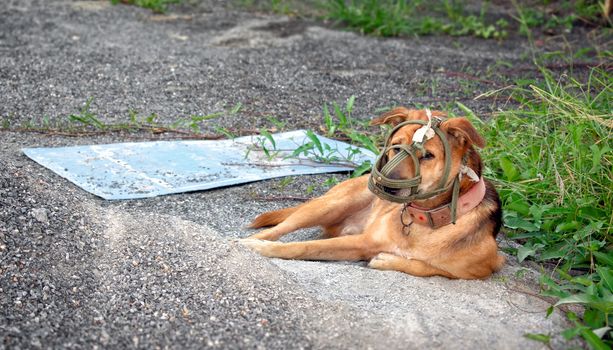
240, 108, 504, 279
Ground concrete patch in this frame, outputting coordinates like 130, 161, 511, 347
71, 1, 111, 11
272, 258, 574, 349
212, 18, 305, 48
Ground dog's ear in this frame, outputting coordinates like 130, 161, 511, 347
370, 107, 412, 126
440, 117, 486, 148
370, 108, 447, 126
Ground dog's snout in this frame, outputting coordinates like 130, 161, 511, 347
383, 186, 400, 196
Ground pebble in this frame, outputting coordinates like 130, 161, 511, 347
31, 208, 49, 224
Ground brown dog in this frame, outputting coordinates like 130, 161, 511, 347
240, 108, 504, 279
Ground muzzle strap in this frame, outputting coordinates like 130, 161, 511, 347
368, 118, 452, 204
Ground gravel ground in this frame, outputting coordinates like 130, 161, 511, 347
1, 0, 549, 128
0, 0, 596, 349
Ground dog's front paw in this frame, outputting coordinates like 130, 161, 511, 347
237, 238, 279, 257
368, 253, 403, 271
248, 229, 279, 241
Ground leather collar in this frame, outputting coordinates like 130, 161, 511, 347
405, 177, 486, 229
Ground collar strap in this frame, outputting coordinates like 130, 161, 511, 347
405, 177, 486, 229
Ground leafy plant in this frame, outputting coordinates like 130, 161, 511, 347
250, 96, 376, 179
254, 127, 280, 160
68, 98, 105, 129
320, 96, 379, 176
469, 66, 612, 347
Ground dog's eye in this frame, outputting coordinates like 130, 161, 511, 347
419, 152, 434, 161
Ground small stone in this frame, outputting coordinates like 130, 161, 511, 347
30, 338, 42, 348
31, 208, 48, 224
100, 329, 110, 345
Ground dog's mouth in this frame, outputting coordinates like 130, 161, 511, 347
382, 186, 411, 197
382, 186, 397, 196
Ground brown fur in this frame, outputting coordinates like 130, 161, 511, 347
248, 207, 298, 228
241, 108, 505, 280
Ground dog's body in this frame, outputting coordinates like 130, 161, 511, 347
240, 108, 505, 279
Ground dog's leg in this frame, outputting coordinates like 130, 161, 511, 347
248, 199, 341, 241
247, 198, 324, 241
239, 234, 377, 261
368, 253, 457, 279
249, 176, 374, 241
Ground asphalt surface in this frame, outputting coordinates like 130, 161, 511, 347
0, 0, 593, 349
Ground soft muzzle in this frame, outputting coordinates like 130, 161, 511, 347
367, 111, 483, 228
368, 116, 454, 204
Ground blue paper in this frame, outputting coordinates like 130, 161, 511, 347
23, 130, 376, 200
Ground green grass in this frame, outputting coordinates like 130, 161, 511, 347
321, 0, 509, 39
238, 0, 507, 39
513, 0, 609, 36
249, 0, 610, 40
471, 67, 612, 348
110, 0, 181, 13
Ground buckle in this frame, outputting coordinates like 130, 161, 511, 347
425, 206, 452, 229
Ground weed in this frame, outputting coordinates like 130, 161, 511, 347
170, 111, 225, 133
513, 0, 609, 37
248, 0, 609, 39
265, 115, 287, 130
8, 98, 242, 138
316, 0, 507, 39
523, 333, 551, 345
323, 176, 340, 188
241, 0, 507, 39
254, 127, 281, 160
214, 126, 237, 139
249, 96, 376, 178
110, 0, 181, 13
68, 98, 106, 129
320, 95, 379, 176
305, 184, 316, 194
276, 176, 294, 190
468, 66, 612, 348
269, 0, 293, 14
235, 0, 306, 15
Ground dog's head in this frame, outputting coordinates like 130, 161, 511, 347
369, 107, 485, 205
